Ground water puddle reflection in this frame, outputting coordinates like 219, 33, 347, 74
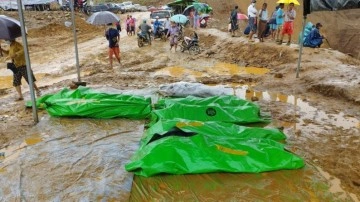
208, 63, 270, 76
153, 63, 270, 79
0, 73, 46, 90
25, 134, 43, 146
234, 85, 359, 132
153, 66, 204, 78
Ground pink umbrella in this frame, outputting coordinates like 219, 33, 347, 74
237, 13, 248, 20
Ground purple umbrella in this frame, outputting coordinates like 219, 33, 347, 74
0, 15, 22, 40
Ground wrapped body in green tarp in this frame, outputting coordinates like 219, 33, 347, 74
151, 96, 268, 125
126, 119, 304, 177
30, 87, 152, 119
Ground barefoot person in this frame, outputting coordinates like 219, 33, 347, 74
258, 3, 268, 42
278, 2, 296, 45
230, 6, 239, 37
0, 39, 41, 101
275, 3, 285, 42
167, 21, 180, 51
247, 0, 258, 42
105, 23, 121, 69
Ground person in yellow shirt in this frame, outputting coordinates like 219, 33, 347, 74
0, 39, 41, 101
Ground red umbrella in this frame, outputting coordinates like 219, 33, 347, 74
237, 13, 248, 20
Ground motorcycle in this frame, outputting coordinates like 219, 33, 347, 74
180, 32, 200, 55
137, 31, 152, 47
152, 26, 167, 41
177, 24, 184, 41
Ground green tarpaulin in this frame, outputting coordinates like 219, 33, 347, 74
151, 96, 268, 125
29, 87, 152, 119
125, 119, 304, 177
140, 119, 286, 148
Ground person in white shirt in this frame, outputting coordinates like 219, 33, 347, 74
278, 2, 296, 45
258, 3, 268, 42
164, 15, 171, 35
247, 0, 258, 42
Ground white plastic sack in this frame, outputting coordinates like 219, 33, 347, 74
158, 82, 233, 98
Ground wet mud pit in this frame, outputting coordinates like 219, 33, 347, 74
0, 11, 360, 200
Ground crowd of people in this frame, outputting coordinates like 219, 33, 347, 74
0, 3, 327, 101
104, 14, 189, 68
230, 0, 326, 47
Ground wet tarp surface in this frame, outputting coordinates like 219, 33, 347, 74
125, 120, 304, 177
311, 0, 360, 11
0, 117, 145, 201
129, 166, 351, 201
151, 96, 268, 125
31, 87, 152, 119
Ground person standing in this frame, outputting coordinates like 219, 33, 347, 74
193, 10, 199, 29
167, 21, 180, 51
258, 3, 268, 42
304, 22, 326, 48
275, 3, 285, 42
125, 15, 131, 36
105, 23, 121, 69
0, 39, 41, 101
269, 6, 279, 41
278, 2, 296, 45
129, 15, 136, 36
230, 5, 238, 37
189, 8, 195, 28
164, 15, 171, 35
247, 0, 258, 42
115, 20, 121, 34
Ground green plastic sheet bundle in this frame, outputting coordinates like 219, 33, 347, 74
125, 119, 305, 177
151, 96, 268, 125
30, 87, 152, 119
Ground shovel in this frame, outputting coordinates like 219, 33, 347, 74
325, 38, 331, 48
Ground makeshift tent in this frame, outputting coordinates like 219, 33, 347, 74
150, 96, 269, 125
125, 119, 304, 177
182, 3, 213, 16
29, 87, 152, 119
296, 0, 360, 77
167, 0, 198, 14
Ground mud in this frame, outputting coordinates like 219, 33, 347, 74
0, 10, 359, 200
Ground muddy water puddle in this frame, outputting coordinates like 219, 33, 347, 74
236, 85, 360, 134
0, 73, 47, 90
153, 63, 270, 79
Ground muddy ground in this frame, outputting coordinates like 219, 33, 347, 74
0, 10, 360, 200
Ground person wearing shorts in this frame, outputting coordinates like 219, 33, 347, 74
105, 23, 121, 69
278, 3, 296, 45
167, 21, 180, 51
275, 3, 285, 42
269, 6, 279, 40
129, 16, 136, 36
0, 40, 41, 101
247, 0, 258, 42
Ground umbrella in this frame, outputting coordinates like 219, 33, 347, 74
276, 0, 300, 5
237, 13, 248, 20
0, 15, 22, 40
86, 11, 120, 25
193, 2, 212, 13
170, 14, 188, 24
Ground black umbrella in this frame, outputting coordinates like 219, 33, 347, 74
0, 15, 22, 40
